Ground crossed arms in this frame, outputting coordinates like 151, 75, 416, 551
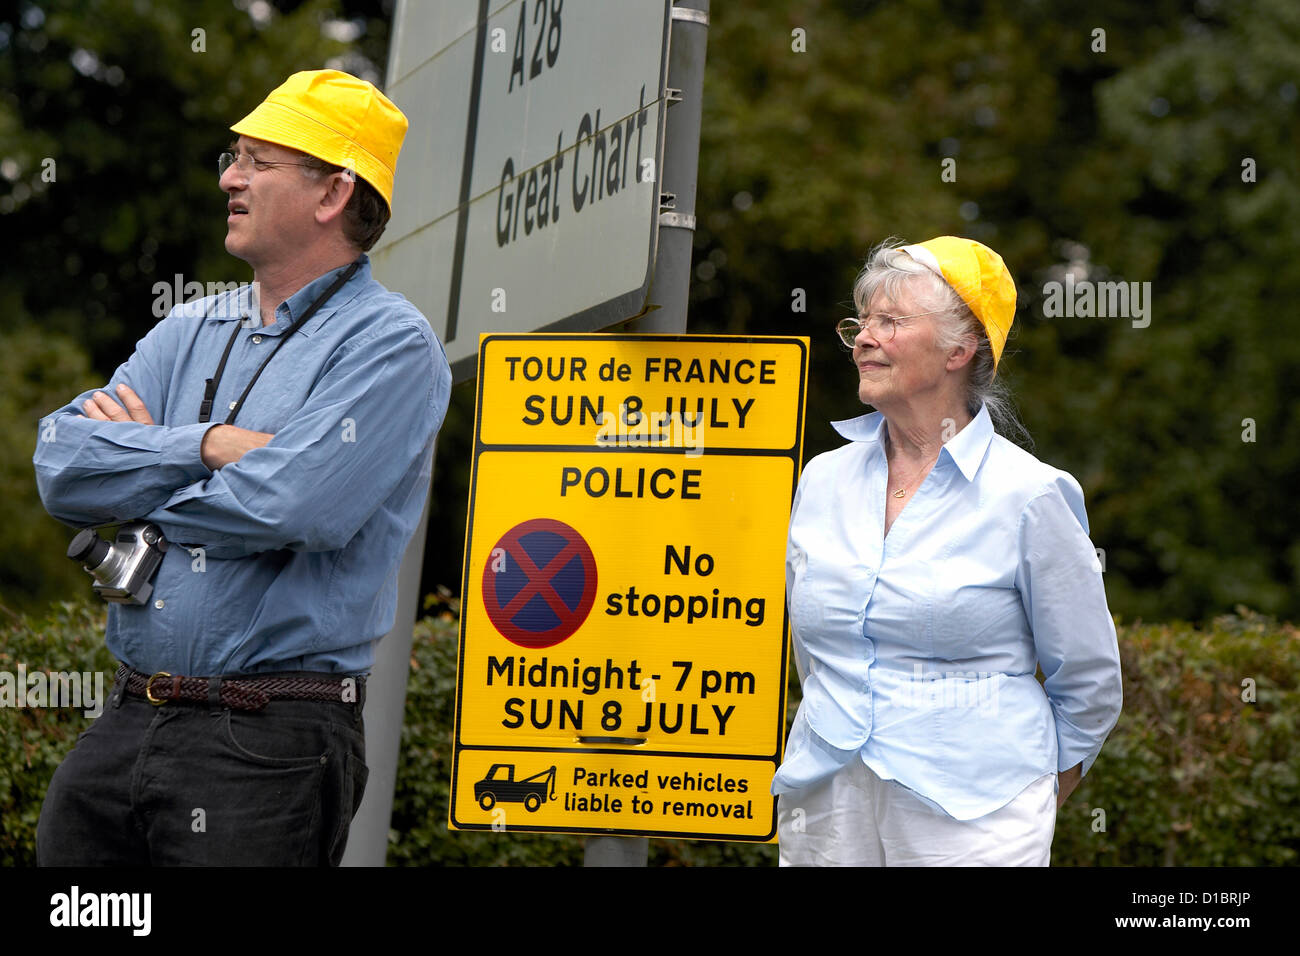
35, 314, 449, 559
81, 383, 271, 470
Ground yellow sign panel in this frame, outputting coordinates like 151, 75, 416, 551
479, 337, 802, 449
451, 334, 808, 841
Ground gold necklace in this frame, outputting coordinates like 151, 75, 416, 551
890, 468, 919, 498
886, 431, 944, 499
888, 453, 931, 499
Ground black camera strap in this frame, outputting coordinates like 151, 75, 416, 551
198, 258, 362, 425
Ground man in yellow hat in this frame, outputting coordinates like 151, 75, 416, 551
34, 70, 451, 865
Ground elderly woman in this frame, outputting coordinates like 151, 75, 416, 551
774, 236, 1122, 866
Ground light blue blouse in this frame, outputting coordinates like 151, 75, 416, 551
772, 404, 1123, 819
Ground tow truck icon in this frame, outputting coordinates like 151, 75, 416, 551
474, 763, 557, 813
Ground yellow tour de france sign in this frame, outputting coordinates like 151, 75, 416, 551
450, 333, 809, 841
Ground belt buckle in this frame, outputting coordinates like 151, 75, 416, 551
145, 671, 173, 706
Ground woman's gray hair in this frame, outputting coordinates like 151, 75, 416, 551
852, 238, 1032, 448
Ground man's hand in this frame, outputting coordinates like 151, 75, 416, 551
201, 424, 274, 470
1057, 763, 1083, 809
78, 384, 272, 470
81, 384, 155, 424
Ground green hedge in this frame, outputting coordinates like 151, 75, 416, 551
1050, 609, 1300, 866
0, 600, 118, 866
3, 597, 1296, 866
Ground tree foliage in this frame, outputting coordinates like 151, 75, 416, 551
687, 0, 1299, 622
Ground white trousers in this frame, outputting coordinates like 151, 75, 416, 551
777, 760, 1057, 867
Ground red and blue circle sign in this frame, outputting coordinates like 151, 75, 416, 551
482, 518, 598, 649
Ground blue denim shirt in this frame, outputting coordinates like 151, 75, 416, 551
773, 404, 1123, 819
34, 256, 451, 676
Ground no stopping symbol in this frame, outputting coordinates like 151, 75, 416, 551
482, 518, 597, 648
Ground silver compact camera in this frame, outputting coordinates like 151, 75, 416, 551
67, 522, 169, 604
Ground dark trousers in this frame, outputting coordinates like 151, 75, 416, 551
37, 678, 368, 866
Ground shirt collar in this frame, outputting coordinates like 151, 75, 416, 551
274, 254, 369, 337
830, 409, 888, 444
199, 255, 370, 335
830, 403, 995, 482
194, 282, 257, 324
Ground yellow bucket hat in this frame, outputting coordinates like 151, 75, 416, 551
899, 236, 1017, 370
230, 69, 407, 212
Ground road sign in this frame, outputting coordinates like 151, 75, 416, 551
451, 333, 809, 840
481, 518, 598, 648
373, 0, 673, 382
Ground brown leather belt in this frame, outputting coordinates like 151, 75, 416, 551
116, 664, 362, 711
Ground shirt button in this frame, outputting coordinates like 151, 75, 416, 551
228, 401, 238, 410
252, 335, 262, 344
154, 599, 164, 609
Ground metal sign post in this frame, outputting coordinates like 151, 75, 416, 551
582, 0, 711, 867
